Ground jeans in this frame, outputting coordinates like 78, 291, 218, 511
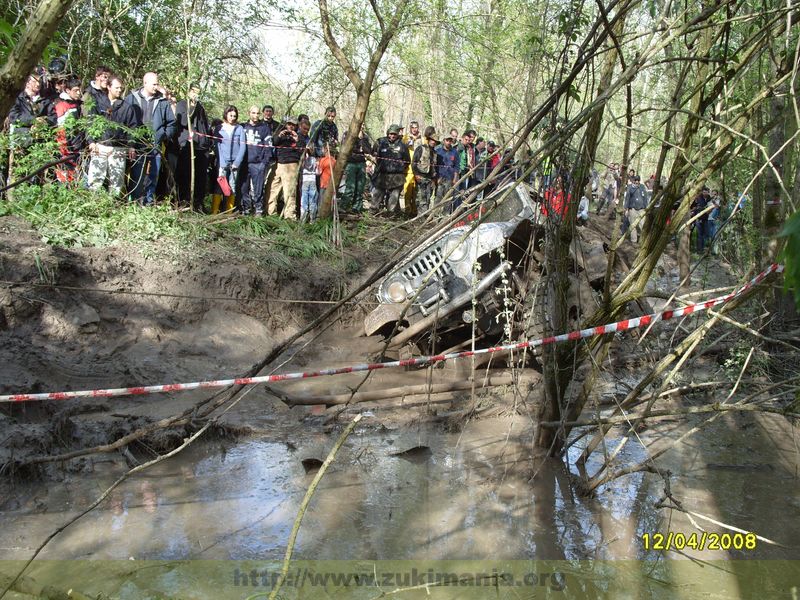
301, 178, 319, 221
130, 150, 161, 205
218, 164, 239, 198
241, 161, 267, 215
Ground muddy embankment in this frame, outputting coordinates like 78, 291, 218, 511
0, 215, 391, 474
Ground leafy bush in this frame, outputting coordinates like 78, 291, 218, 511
1, 183, 208, 248
779, 210, 800, 309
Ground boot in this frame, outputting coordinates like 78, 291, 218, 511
211, 194, 222, 215
225, 196, 235, 212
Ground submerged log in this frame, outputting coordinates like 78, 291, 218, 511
285, 370, 542, 406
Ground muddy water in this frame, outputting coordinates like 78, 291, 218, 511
1, 403, 798, 599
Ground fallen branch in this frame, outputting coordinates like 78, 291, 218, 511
286, 372, 541, 406
246, 414, 362, 600
540, 401, 798, 428
0, 154, 77, 194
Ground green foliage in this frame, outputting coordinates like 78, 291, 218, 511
214, 215, 345, 258
722, 342, 769, 381
8, 123, 60, 178
1, 183, 209, 248
0, 17, 14, 62
1, 181, 351, 265
779, 210, 800, 309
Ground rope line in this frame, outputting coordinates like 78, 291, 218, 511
0, 263, 783, 403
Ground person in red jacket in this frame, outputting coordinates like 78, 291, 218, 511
542, 175, 571, 220
52, 77, 84, 183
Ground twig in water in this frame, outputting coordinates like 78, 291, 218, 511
245, 413, 363, 600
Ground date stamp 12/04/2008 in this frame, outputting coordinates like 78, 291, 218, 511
642, 531, 757, 552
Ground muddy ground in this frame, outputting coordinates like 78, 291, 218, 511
0, 210, 655, 473
0, 211, 798, 598
0, 214, 390, 467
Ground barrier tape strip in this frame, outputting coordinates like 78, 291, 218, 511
190, 130, 488, 168
0, 264, 783, 403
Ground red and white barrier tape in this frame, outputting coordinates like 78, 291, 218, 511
190, 131, 454, 168
0, 264, 784, 403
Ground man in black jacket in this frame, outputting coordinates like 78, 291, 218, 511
175, 82, 211, 211
371, 124, 410, 216
5, 74, 53, 192
261, 104, 280, 210
87, 74, 142, 196
81, 65, 111, 116
126, 72, 176, 205
7, 74, 52, 149
241, 105, 273, 215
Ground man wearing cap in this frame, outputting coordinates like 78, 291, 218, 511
268, 116, 305, 219
412, 126, 439, 214
434, 133, 459, 211
371, 124, 410, 216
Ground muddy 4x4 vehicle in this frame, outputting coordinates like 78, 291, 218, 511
365, 181, 547, 358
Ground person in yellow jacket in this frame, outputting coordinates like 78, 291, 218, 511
402, 121, 423, 217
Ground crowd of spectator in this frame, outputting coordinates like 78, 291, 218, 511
3, 64, 735, 252
4, 67, 510, 222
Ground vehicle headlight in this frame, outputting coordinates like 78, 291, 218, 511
387, 281, 408, 303
443, 234, 468, 262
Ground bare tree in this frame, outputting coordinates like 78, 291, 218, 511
316, 0, 411, 219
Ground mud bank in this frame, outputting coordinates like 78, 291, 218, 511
0, 215, 380, 470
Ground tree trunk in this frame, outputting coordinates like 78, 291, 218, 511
319, 87, 370, 218
534, 7, 628, 453
316, 0, 410, 219
0, 0, 76, 119
428, 0, 447, 133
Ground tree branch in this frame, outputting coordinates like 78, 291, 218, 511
317, 0, 363, 90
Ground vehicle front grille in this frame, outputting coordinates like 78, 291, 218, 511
400, 244, 452, 282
